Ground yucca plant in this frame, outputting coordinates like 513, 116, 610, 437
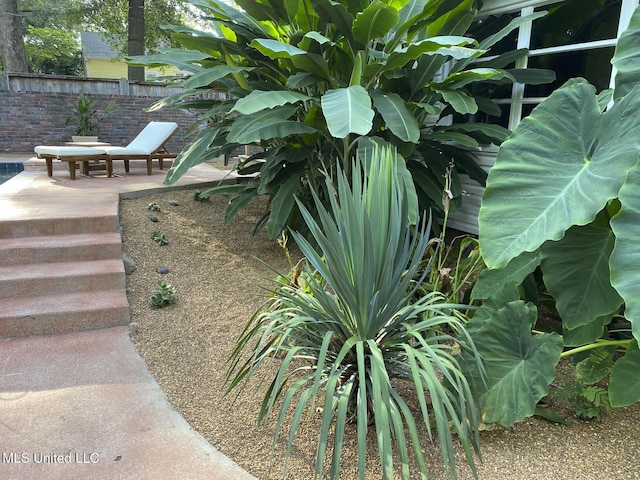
226, 144, 484, 479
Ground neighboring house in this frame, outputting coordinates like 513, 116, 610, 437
449, 0, 640, 234
80, 32, 185, 81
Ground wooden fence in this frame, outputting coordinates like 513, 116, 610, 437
0, 72, 186, 97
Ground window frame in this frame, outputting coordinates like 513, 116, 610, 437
446, 0, 640, 233
479, 0, 639, 130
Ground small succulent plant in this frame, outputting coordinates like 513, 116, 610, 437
193, 189, 210, 202
151, 231, 169, 246
147, 202, 161, 212
149, 281, 177, 309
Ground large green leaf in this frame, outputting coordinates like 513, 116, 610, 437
612, 5, 640, 100
436, 68, 513, 89
424, 0, 475, 38
310, 0, 355, 45
464, 300, 563, 427
609, 342, 640, 407
370, 92, 420, 143
443, 122, 510, 145
453, 11, 546, 73
228, 106, 317, 143
428, 132, 478, 148
224, 187, 259, 223
471, 250, 540, 301
479, 79, 640, 269
386, 37, 478, 71
321, 86, 374, 138
126, 49, 209, 72
507, 68, 556, 85
192, 0, 273, 36
267, 175, 300, 239
291, 53, 333, 82
164, 127, 222, 185
353, 0, 399, 44
230, 90, 310, 115
181, 66, 253, 89
562, 312, 613, 347
541, 214, 623, 331
437, 89, 477, 114
250, 38, 306, 58
610, 164, 640, 342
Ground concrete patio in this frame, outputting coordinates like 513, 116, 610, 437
0, 157, 256, 479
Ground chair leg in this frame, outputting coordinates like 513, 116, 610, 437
68, 161, 77, 180
106, 159, 113, 178
124, 160, 130, 173
159, 158, 164, 170
146, 158, 152, 175
46, 158, 53, 177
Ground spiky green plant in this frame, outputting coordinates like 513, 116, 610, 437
226, 144, 483, 479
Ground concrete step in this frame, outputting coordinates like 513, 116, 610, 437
0, 232, 122, 266
0, 214, 119, 238
0, 289, 130, 337
0, 259, 125, 299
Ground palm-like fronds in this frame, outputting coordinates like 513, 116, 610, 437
226, 144, 484, 479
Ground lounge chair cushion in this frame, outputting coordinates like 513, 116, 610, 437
101, 146, 149, 156
34, 146, 106, 157
123, 122, 179, 154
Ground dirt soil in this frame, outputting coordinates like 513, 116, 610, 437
120, 185, 640, 480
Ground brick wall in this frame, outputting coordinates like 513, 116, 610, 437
0, 91, 197, 154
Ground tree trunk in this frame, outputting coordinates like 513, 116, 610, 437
127, 0, 145, 82
0, 0, 28, 72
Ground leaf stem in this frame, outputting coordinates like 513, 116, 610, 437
561, 339, 630, 358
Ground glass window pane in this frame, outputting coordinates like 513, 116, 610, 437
469, 13, 519, 56
531, 0, 622, 49
521, 103, 540, 120
525, 46, 615, 96
458, 103, 511, 128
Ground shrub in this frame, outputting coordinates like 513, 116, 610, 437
129, 0, 552, 238
226, 144, 483, 479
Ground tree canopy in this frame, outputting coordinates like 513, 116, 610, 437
1, 0, 194, 76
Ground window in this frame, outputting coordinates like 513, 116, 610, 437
478, 0, 639, 130
447, 0, 639, 234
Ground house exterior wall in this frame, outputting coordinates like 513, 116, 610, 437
447, 0, 640, 235
85, 58, 128, 79
85, 58, 184, 81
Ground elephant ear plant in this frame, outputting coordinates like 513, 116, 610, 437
465, 5, 640, 428
128, 0, 553, 238
226, 145, 484, 479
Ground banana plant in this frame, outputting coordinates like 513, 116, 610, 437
129, 0, 553, 238
468, 5, 640, 426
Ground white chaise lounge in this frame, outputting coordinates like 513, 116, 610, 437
35, 121, 179, 180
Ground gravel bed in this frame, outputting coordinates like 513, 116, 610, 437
120, 188, 640, 480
